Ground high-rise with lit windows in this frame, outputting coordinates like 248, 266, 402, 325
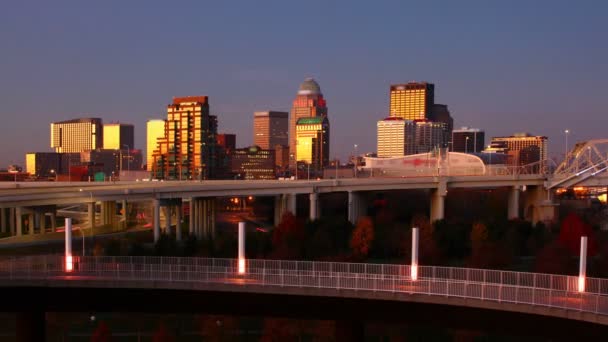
490, 133, 548, 165
377, 117, 416, 157
151, 96, 217, 180
103, 123, 134, 150
295, 116, 329, 173
253, 111, 288, 150
146, 119, 165, 171
50, 118, 103, 153
389, 82, 435, 121
289, 78, 328, 169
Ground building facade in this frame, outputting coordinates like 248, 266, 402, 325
103, 123, 134, 150
377, 117, 416, 157
50, 118, 103, 153
452, 127, 485, 153
146, 119, 165, 171
151, 96, 218, 180
253, 111, 288, 150
289, 78, 328, 169
231, 145, 276, 180
389, 82, 435, 121
80, 148, 143, 177
490, 133, 548, 165
295, 116, 330, 173
413, 120, 446, 154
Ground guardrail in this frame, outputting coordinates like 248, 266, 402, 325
0, 256, 607, 317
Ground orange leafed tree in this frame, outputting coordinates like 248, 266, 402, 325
410, 214, 442, 265
559, 212, 597, 257
350, 216, 374, 259
90, 321, 111, 342
271, 212, 306, 259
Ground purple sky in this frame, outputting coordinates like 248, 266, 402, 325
0, 0, 606, 166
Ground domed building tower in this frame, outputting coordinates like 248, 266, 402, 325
289, 78, 328, 169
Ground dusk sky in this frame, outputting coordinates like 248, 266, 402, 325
1, 0, 606, 166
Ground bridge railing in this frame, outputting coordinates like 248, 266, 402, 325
1, 255, 607, 316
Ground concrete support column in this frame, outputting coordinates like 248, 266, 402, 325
164, 206, 171, 235
50, 212, 56, 233
523, 186, 557, 224
176, 203, 182, 241
347, 191, 364, 224
10, 208, 16, 236
40, 213, 46, 234
28, 213, 34, 235
15, 207, 22, 237
210, 199, 216, 238
87, 202, 95, 231
0, 208, 6, 233
287, 193, 296, 215
274, 195, 282, 226
121, 200, 128, 229
309, 193, 319, 221
153, 199, 160, 242
430, 182, 447, 223
100, 201, 116, 227
188, 199, 194, 236
202, 199, 208, 238
508, 186, 520, 220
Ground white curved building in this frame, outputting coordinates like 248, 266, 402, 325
363, 151, 486, 177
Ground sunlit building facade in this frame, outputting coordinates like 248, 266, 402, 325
289, 78, 328, 169
146, 119, 165, 171
50, 118, 103, 153
151, 96, 218, 180
377, 117, 416, 157
103, 123, 134, 150
295, 117, 330, 172
253, 111, 288, 150
490, 133, 548, 165
389, 82, 435, 121
231, 145, 276, 180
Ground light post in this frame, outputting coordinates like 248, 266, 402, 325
564, 129, 570, 161
335, 158, 339, 179
354, 144, 358, 178
307, 163, 310, 181
50, 169, 56, 182
465, 136, 470, 154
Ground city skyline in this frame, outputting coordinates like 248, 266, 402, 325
1, 1, 606, 165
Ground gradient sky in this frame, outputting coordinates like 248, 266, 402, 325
1, 0, 606, 166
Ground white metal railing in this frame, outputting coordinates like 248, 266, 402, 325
0, 255, 607, 317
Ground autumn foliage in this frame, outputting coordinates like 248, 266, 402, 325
350, 216, 374, 259
558, 212, 597, 257
271, 212, 306, 259
90, 321, 110, 342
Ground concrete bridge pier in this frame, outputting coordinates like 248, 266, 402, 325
15, 207, 23, 236
190, 198, 216, 240
0, 208, 7, 233
87, 202, 96, 231
309, 193, 319, 221
347, 191, 366, 225
430, 181, 447, 223
508, 186, 521, 220
524, 185, 557, 224
153, 199, 161, 242
274, 194, 297, 225
175, 202, 182, 241
121, 200, 128, 229
100, 201, 116, 227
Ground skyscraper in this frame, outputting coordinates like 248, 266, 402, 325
377, 117, 416, 157
389, 82, 435, 121
151, 96, 218, 180
452, 127, 485, 153
490, 133, 548, 165
289, 78, 328, 169
50, 118, 103, 153
146, 119, 165, 171
103, 123, 134, 150
295, 117, 329, 174
413, 120, 446, 154
253, 111, 288, 150
231, 145, 276, 180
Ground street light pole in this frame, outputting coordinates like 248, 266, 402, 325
465, 136, 470, 154
564, 129, 570, 161
354, 144, 358, 178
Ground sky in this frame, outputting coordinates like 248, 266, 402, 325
0, 0, 606, 166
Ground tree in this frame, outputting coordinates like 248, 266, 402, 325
410, 215, 442, 265
559, 212, 598, 257
90, 321, 111, 342
350, 216, 374, 260
271, 212, 306, 259
152, 322, 174, 342
535, 240, 574, 274
470, 222, 488, 253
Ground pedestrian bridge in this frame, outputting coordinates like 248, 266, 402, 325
1, 255, 607, 330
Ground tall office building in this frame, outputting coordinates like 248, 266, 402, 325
146, 119, 165, 171
231, 146, 276, 180
452, 127, 485, 153
253, 111, 288, 150
429, 104, 454, 146
50, 118, 103, 153
295, 117, 330, 173
289, 78, 328, 168
103, 123, 134, 150
389, 82, 435, 121
413, 120, 446, 154
490, 133, 548, 165
151, 96, 218, 180
377, 117, 416, 157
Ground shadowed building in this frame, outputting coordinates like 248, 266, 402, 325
231, 146, 276, 180
151, 96, 218, 180
289, 78, 328, 169
452, 127, 485, 153
50, 118, 103, 153
253, 111, 288, 150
